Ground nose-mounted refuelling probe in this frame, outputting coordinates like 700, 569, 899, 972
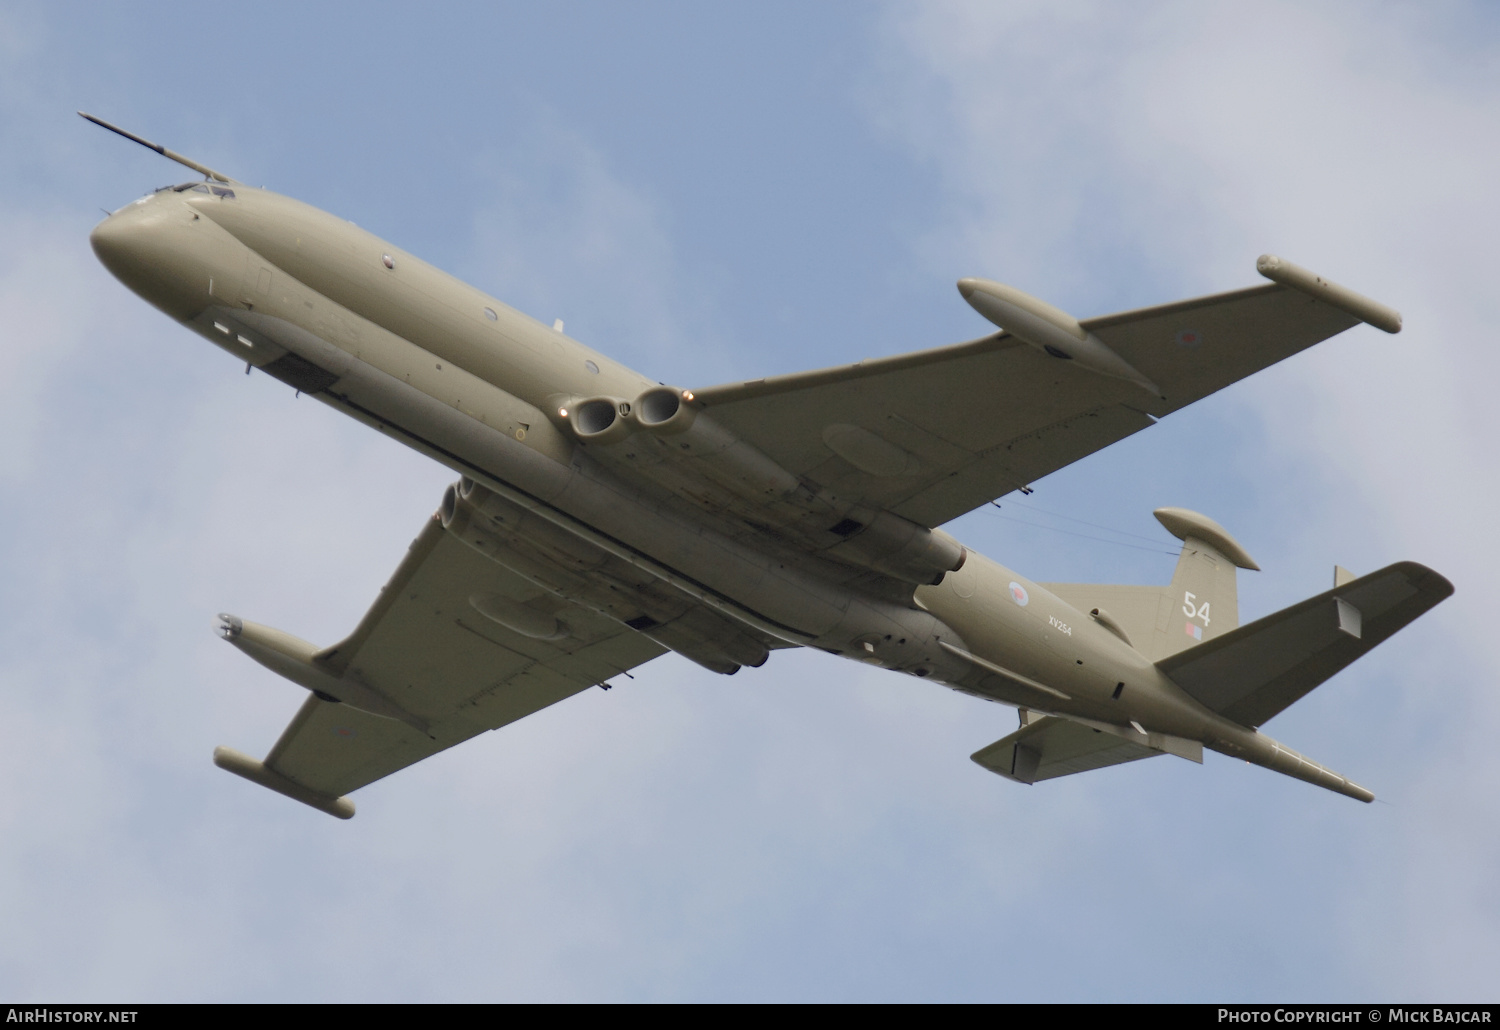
957, 278, 1162, 395
78, 111, 238, 184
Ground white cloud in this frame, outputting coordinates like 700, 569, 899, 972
460, 115, 736, 386
3, 1, 1497, 1002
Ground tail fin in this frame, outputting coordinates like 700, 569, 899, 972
1042, 507, 1260, 661
1151, 507, 1260, 658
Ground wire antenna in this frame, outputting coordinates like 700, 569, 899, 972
1002, 499, 1173, 546
985, 504, 1179, 557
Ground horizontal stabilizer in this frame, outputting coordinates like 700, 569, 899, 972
972, 712, 1202, 784
1158, 561, 1453, 728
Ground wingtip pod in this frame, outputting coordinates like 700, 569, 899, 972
213, 746, 356, 819
1256, 255, 1402, 334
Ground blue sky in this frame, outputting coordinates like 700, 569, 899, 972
1, 0, 1496, 1001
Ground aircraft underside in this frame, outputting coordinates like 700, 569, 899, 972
83, 113, 1451, 818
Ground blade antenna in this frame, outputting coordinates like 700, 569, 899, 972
78, 112, 238, 184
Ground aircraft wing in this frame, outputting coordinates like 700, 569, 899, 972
215, 514, 666, 817
1158, 561, 1454, 729
694, 283, 1360, 528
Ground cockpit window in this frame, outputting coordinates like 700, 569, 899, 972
170, 182, 234, 198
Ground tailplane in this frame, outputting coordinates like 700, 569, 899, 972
1159, 560, 1453, 729
992, 513, 1452, 801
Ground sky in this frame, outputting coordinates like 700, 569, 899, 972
0, 0, 1496, 1002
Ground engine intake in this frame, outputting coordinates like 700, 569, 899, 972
568, 396, 634, 445
635, 386, 695, 433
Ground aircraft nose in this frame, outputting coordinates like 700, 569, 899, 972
90, 210, 148, 279
89, 201, 210, 319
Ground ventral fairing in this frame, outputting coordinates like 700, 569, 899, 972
83, 112, 1450, 819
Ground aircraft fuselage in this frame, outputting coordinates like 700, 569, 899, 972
90, 183, 1364, 798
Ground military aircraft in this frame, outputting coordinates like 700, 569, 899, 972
83, 112, 1452, 819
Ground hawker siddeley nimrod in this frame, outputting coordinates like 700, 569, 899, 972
83, 112, 1451, 819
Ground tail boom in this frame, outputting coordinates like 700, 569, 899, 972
1207, 724, 1374, 802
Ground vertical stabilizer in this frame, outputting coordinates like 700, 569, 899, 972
1148, 508, 1258, 660
1041, 508, 1259, 661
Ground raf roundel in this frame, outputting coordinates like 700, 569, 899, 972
1009, 581, 1030, 607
